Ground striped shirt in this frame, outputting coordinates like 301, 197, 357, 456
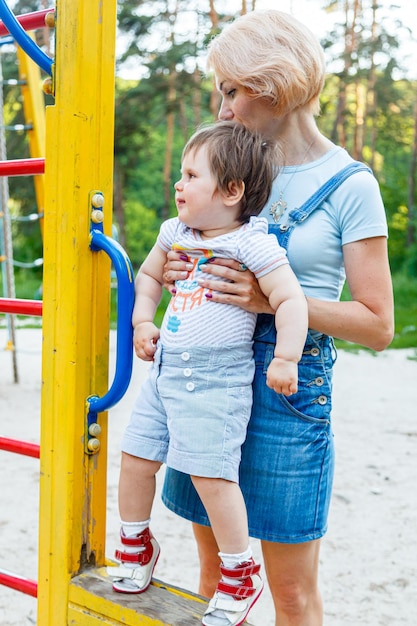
157, 216, 288, 346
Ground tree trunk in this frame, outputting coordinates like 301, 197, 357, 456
162, 73, 176, 221
331, 0, 361, 147
406, 94, 417, 247
113, 161, 126, 248
363, 1, 378, 167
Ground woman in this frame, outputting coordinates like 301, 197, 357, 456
161, 10, 394, 626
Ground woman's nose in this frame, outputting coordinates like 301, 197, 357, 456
218, 101, 233, 121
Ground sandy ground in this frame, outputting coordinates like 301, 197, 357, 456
0, 328, 416, 625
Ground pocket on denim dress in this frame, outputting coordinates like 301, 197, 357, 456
257, 333, 336, 423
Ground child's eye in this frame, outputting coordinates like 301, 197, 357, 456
226, 88, 236, 97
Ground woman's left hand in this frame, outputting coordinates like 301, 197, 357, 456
198, 258, 273, 314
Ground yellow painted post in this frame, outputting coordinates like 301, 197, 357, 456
38, 0, 117, 624
16, 39, 46, 235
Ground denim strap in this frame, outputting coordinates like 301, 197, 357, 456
288, 162, 372, 225
259, 161, 373, 341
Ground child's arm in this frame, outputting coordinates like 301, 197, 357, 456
132, 243, 168, 361
258, 264, 308, 396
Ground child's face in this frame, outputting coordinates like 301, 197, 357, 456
174, 145, 240, 236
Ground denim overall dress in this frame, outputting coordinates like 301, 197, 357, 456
162, 162, 371, 543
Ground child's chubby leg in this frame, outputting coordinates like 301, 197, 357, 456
118, 452, 161, 521
107, 453, 161, 594
191, 476, 263, 626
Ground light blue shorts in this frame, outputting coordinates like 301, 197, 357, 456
121, 342, 254, 482
162, 324, 336, 543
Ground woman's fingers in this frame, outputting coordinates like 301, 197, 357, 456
163, 251, 193, 289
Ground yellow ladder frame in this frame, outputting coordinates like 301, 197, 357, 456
38, 0, 115, 622
36, 1, 225, 623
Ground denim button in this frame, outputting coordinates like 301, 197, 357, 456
280, 224, 289, 232
186, 382, 195, 391
318, 395, 327, 405
315, 377, 324, 386
183, 368, 192, 377
311, 347, 320, 356
181, 351, 190, 361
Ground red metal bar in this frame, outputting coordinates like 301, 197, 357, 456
0, 298, 43, 316
0, 437, 40, 459
0, 569, 38, 598
0, 8, 54, 37
0, 158, 45, 177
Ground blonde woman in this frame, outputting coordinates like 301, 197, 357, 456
162, 10, 394, 626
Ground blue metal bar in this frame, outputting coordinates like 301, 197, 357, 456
87, 230, 135, 414
0, 1, 52, 75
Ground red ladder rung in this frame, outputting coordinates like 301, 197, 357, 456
0, 437, 40, 459
0, 298, 43, 316
0, 569, 38, 598
0, 8, 54, 37
0, 158, 45, 177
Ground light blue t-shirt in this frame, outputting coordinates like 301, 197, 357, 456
260, 146, 388, 301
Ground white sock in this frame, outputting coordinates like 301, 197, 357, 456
119, 518, 150, 567
218, 546, 252, 591
120, 518, 150, 538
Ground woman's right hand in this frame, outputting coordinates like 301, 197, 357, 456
163, 250, 273, 315
163, 250, 194, 293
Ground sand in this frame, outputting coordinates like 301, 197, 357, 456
0, 328, 416, 625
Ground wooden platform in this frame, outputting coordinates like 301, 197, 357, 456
67, 567, 254, 625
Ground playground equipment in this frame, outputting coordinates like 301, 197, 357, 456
0, 2, 210, 624
0, 13, 46, 382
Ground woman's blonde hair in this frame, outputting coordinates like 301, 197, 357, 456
207, 10, 325, 116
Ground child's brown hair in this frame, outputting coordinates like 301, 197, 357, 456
182, 121, 281, 223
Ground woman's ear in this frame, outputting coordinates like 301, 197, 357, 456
223, 180, 245, 206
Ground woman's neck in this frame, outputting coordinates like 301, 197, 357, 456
273, 113, 333, 166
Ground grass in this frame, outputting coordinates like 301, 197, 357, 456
2, 271, 417, 354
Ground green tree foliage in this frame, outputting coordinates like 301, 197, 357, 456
2, 0, 417, 281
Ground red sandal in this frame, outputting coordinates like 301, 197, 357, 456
107, 527, 160, 594
202, 558, 263, 626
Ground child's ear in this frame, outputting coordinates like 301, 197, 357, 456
223, 180, 245, 206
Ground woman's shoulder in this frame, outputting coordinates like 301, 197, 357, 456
305, 147, 378, 196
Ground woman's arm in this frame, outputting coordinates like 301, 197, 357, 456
164, 237, 394, 352
307, 237, 394, 351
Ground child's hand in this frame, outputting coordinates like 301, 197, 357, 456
266, 357, 298, 396
133, 322, 160, 361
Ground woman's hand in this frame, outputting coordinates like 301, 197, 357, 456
164, 251, 272, 314
199, 258, 273, 314
163, 250, 194, 293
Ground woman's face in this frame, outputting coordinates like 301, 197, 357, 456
216, 76, 278, 138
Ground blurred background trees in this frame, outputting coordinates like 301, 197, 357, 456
1, 0, 417, 344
